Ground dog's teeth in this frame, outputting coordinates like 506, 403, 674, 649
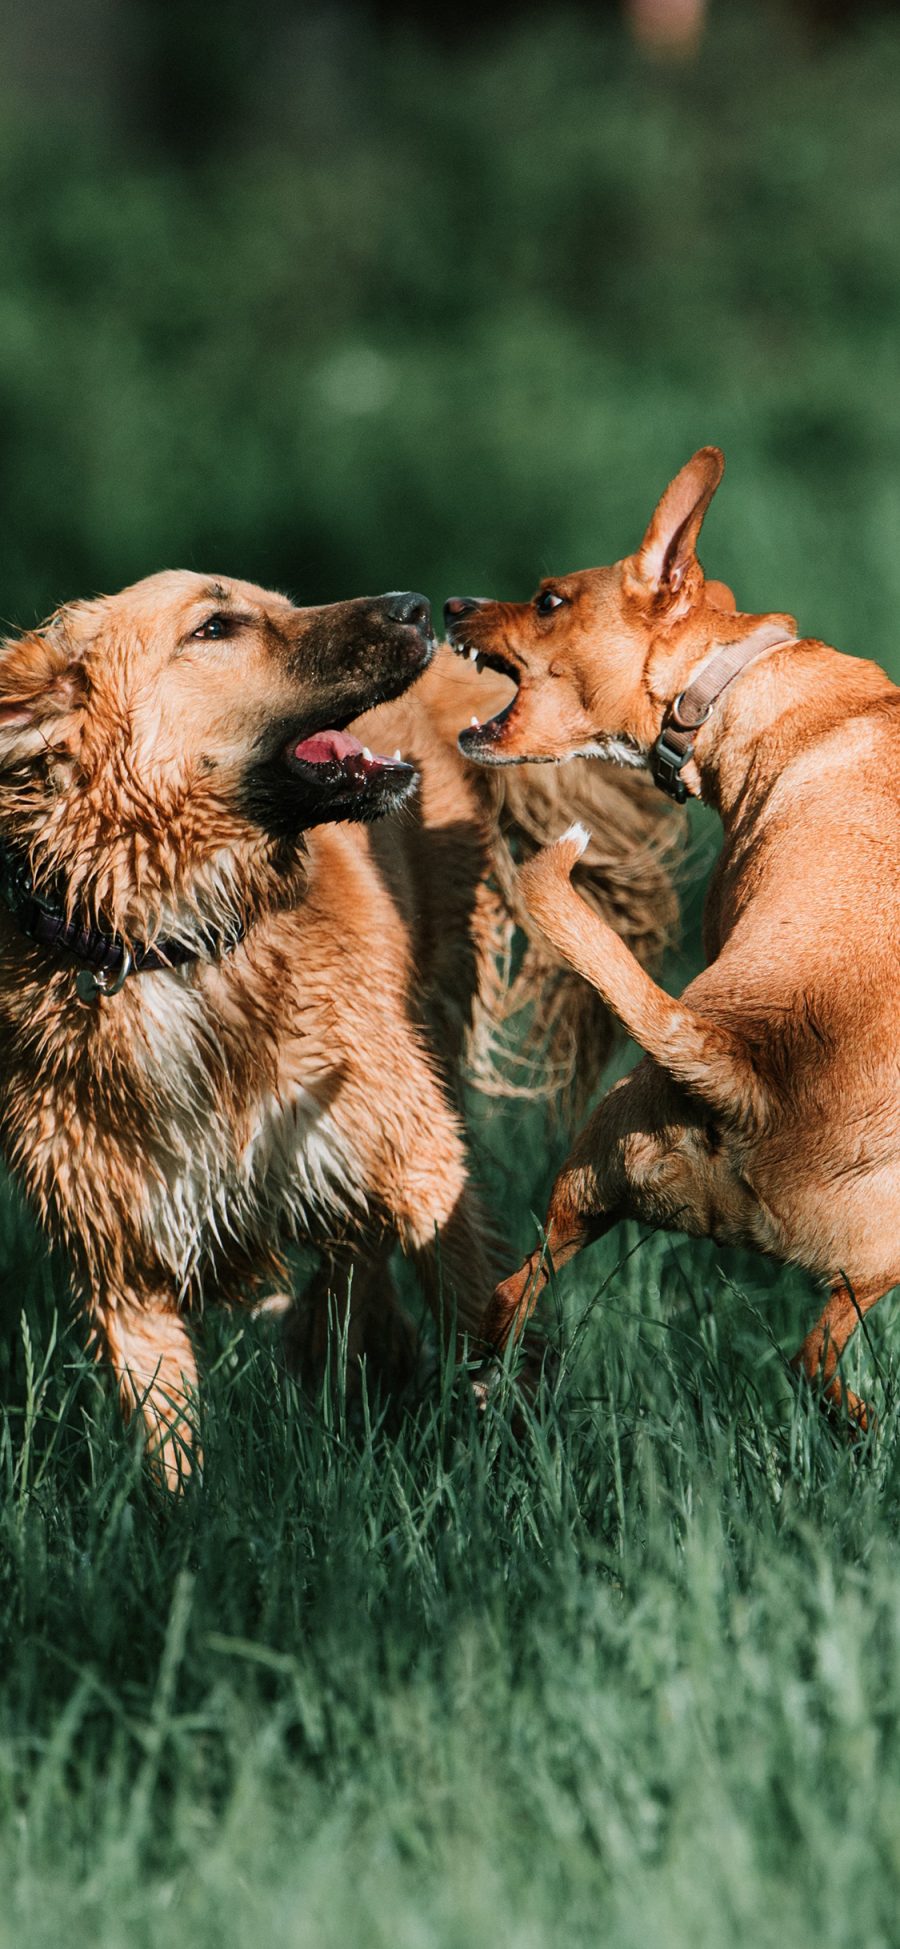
470, 716, 480, 729
362, 746, 373, 761
392, 749, 402, 763
468, 646, 478, 663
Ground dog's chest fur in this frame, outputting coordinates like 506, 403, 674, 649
87, 966, 365, 1298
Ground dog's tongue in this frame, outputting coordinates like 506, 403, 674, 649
291, 729, 365, 765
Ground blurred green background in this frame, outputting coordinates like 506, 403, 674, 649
2, 0, 900, 673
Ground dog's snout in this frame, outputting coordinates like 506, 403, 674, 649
444, 596, 486, 624
384, 591, 432, 633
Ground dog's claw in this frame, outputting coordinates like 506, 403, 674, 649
471, 1360, 503, 1411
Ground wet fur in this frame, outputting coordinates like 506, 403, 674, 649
0, 571, 678, 1483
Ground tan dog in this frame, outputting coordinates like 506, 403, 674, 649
446, 448, 900, 1430
0, 570, 676, 1483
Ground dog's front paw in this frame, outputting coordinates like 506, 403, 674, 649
826, 1380, 876, 1441
469, 1335, 557, 1413
470, 1359, 503, 1412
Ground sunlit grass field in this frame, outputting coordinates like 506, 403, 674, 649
2, 1067, 900, 1949
4, 4, 900, 1944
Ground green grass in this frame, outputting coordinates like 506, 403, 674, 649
3, 1119, 900, 1949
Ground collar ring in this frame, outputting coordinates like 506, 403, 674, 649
670, 690, 713, 733
75, 947, 134, 1005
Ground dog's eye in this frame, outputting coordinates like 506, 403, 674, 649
192, 613, 232, 641
535, 591, 565, 615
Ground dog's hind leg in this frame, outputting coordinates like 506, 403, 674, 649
284, 1234, 422, 1396
365, 1053, 502, 1356
484, 1162, 617, 1354
792, 1275, 887, 1434
409, 1180, 507, 1360
485, 1083, 631, 1356
98, 1296, 199, 1490
483, 1066, 694, 1354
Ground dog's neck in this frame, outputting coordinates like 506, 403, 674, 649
0, 833, 251, 1001
667, 630, 900, 826
650, 620, 798, 806
0, 801, 309, 1003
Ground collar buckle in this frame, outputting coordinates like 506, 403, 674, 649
651, 728, 691, 803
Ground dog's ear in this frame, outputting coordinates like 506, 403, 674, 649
0, 617, 88, 756
633, 447, 725, 604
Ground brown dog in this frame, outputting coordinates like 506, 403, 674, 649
446, 447, 900, 1430
0, 570, 676, 1482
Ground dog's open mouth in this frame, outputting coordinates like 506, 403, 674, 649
285, 727, 412, 792
243, 723, 417, 839
451, 641, 521, 764
238, 589, 435, 839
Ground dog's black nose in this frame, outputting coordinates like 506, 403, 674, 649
385, 591, 432, 632
444, 596, 485, 624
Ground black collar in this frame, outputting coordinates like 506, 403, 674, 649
0, 839, 244, 1000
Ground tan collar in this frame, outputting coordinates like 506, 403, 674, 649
651, 622, 798, 802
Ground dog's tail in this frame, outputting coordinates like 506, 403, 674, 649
468, 758, 683, 1119
517, 823, 759, 1122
